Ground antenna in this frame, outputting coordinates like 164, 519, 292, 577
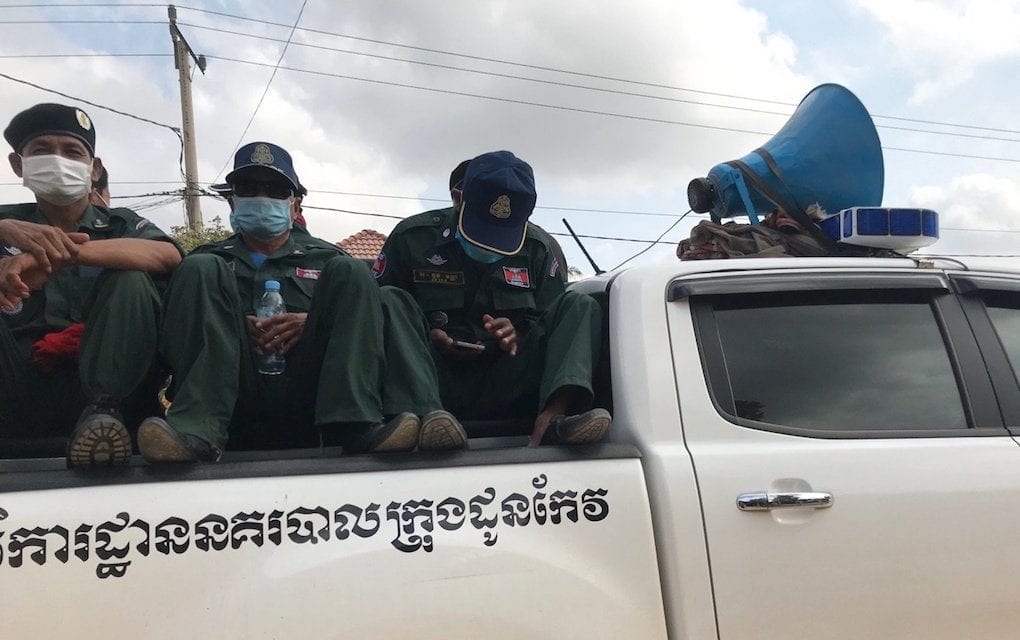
563, 218, 604, 275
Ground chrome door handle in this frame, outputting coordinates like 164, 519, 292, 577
736, 491, 833, 511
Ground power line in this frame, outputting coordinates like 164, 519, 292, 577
0, 53, 172, 58
0, 71, 181, 134
307, 189, 695, 218
214, 0, 308, 181
5, 7, 1017, 137
300, 203, 687, 245
551, 231, 679, 246
0, 19, 162, 24
918, 253, 1020, 258
0, 71, 189, 181
296, 204, 403, 221
0, 180, 184, 186
182, 22, 1020, 145
0, 3, 165, 6
941, 226, 1020, 234
206, 56, 1020, 164
170, 5, 1020, 137
206, 54, 775, 134
612, 210, 692, 269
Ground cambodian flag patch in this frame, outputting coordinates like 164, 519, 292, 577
295, 267, 321, 280
371, 251, 386, 278
502, 266, 530, 288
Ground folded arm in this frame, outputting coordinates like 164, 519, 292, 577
76, 238, 182, 274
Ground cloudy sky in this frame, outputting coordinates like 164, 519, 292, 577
0, 0, 1017, 272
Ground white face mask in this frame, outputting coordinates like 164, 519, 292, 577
20, 154, 93, 206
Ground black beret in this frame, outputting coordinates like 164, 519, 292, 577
4, 103, 96, 156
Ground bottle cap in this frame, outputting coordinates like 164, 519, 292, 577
264, 280, 281, 292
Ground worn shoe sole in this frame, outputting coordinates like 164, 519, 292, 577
419, 410, 468, 451
555, 409, 612, 445
370, 413, 421, 453
138, 417, 197, 463
67, 414, 131, 468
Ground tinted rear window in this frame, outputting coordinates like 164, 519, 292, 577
703, 291, 967, 431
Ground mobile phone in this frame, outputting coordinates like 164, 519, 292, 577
451, 339, 486, 351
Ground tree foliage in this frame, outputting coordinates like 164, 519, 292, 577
170, 216, 233, 254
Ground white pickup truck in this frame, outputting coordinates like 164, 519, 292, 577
4, 254, 1020, 639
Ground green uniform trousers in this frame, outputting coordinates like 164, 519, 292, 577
0, 270, 163, 443
161, 254, 441, 450
379, 285, 443, 417
387, 289, 602, 433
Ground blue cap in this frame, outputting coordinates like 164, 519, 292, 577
225, 142, 300, 192
457, 150, 537, 256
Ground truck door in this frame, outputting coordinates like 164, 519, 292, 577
668, 271, 1020, 640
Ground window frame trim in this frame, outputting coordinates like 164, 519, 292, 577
951, 274, 1020, 430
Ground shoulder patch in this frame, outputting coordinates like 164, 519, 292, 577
135, 218, 150, 231
371, 252, 386, 278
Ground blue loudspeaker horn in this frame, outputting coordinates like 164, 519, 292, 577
687, 83, 883, 227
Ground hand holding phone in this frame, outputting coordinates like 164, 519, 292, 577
450, 339, 485, 352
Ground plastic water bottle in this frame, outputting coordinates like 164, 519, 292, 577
256, 280, 286, 375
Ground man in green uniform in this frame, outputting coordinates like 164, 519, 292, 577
138, 141, 458, 462
0, 103, 183, 466
374, 150, 610, 447
89, 167, 110, 208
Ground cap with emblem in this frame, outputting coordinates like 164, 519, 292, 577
4, 103, 96, 156
225, 141, 300, 191
457, 150, 536, 256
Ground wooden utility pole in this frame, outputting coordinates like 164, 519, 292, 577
168, 5, 206, 229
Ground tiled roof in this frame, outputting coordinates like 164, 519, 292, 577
337, 228, 388, 259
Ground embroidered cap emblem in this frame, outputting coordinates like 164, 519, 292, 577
75, 109, 92, 131
250, 143, 275, 165
489, 194, 511, 219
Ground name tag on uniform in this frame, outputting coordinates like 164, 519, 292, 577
295, 267, 321, 280
413, 269, 464, 285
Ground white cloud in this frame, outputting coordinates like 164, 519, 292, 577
4, 0, 1014, 268
908, 173, 1020, 254
852, 0, 1020, 103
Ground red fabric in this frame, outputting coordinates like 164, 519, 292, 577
32, 322, 85, 372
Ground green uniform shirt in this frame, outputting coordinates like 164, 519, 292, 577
374, 207, 567, 344
192, 231, 347, 315
0, 202, 179, 341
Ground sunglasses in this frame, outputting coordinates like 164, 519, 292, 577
232, 181, 294, 200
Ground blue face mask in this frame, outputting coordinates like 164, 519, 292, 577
456, 230, 504, 264
230, 196, 292, 241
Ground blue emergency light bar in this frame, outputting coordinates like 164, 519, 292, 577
818, 207, 939, 252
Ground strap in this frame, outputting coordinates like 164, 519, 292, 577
729, 156, 838, 252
